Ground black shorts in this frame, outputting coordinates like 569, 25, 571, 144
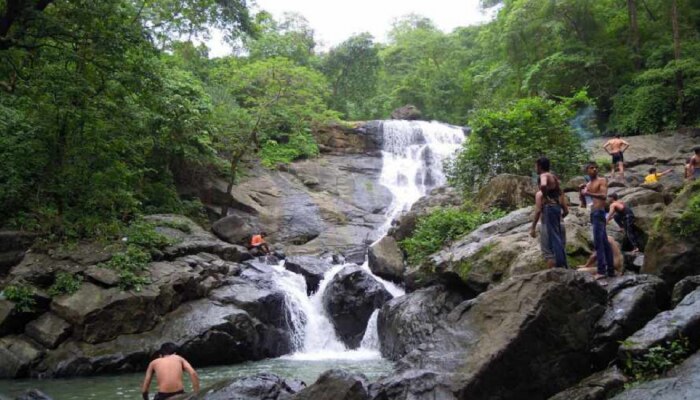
154, 390, 185, 400
612, 152, 624, 164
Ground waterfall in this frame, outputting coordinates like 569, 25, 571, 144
378, 120, 466, 233
270, 120, 465, 360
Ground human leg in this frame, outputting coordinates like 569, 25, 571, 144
544, 205, 568, 268
624, 214, 641, 251
591, 210, 614, 276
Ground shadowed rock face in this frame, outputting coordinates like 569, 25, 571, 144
374, 270, 607, 400
291, 369, 369, 400
322, 266, 393, 349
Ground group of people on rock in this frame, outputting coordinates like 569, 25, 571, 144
531, 139, 700, 282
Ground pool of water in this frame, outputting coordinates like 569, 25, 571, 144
0, 357, 394, 399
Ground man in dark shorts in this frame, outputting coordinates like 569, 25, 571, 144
581, 162, 616, 280
141, 343, 200, 400
606, 193, 641, 253
530, 157, 569, 269
689, 147, 700, 181
603, 134, 630, 180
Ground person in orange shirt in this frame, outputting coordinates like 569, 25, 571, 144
250, 232, 271, 255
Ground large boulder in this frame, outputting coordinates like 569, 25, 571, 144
209, 156, 391, 262
390, 105, 422, 120
619, 288, 700, 359
611, 350, 700, 400
473, 174, 536, 211
592, 275, 669, 364
373, 269, 608, 400
378, 285, 468, 360
24, 312, 71, 349
291, 369, 369, 400
180, 373, 303, 400
368, 237, 405, 284
642, 182, 700, 286
322, 266, 393, 349
0, 231, 36, 276
283, 255, 332, 295
312, 122, 382, 155
672, 275, 700, 306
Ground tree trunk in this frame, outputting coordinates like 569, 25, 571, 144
671, 0, 683, 124
627, 0, 642, 70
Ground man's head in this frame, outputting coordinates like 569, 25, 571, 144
535, 156, 551, 174
615, 134, 621, 139
649, 167, 657, 174
608, 193, 619, 201
585, 162, 599, 178
159, 342, 177, 357
261, 231, 267, 237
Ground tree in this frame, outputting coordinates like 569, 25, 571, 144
321, 33, 380, 119
245, 11, 315, 65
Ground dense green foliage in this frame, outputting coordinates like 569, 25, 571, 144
673, 181, 700, 238
2, 284, 35, 312
401, 207, 506, 265
3, 0, 700, 237
447, 94, 591, 191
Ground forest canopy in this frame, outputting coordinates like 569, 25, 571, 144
1, 0, 699, 236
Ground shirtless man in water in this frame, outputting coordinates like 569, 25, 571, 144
141, 343, 200, 400
603, 134, 630, 180
581, 162, 616, 280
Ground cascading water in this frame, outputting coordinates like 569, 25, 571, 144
274, 120, 466, 359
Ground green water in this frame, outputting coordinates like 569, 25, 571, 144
0, 358, 394, 400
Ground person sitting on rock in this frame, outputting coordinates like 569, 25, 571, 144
576, 235, 623, 276
141, 342, 199, 400
643, 167, 673, 185
250, 232, 271, 255
606, 193, 641, 253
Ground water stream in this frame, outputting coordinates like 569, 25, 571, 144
0, 120, 465, 399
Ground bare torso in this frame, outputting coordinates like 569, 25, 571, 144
586, 176, 608, 210
605, 138, 627, 154
151, 355, 185, 393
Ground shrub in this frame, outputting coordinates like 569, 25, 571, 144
260, 131, 320, 168
3, 284, 36, 312
623, 337, 691, 383
401, 207, 506, 265
446, 92, 590, 192
672, 181, 700, 238
49, 272, 83, 297
124, 220, 174, 250
99, 246, 151, 291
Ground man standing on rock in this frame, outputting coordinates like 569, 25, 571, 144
141, 342, 200, 400
603, 134, 630, 180
581, 162, 615, 280
530, 157, 569, 269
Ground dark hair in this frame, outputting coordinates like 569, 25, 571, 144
261, 231, 267, 237
695, 147, 700, 154
608, 193, 619, 200
615, 134, 621, 138
649, 167, 657, 174
159, 342, 177, 356
536, 156, 551, 172
584, 161, 598, 172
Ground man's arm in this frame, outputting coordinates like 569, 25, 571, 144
606, 203, 618, 224
660, 168, 673, 177
559, 192, 569, 218
583, 179, 608, 200
181, 357, 200, 393
530, 192, 543, 238
141, 362, 154, 400
621, 140, 630, 152
603, 140, 612, 154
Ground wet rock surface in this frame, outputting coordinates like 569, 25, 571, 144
323, 266, 393, 349
179, 373, 304, 400
672, 275, 700, 306
547, 367, 626, 400
291, 369, 369, 400
368, 236, 405, 284
283, 255, 332, 295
